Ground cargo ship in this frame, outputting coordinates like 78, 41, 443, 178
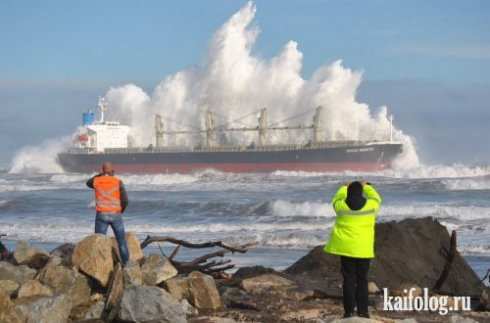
57, 99, 403, 173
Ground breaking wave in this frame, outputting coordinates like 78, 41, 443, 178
9, 137, 70, 174
102, 1, 419, 169
442, 178, 490, 191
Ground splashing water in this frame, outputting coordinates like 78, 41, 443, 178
103, 2, 419, 168
9, 137, 70, 174
11, 1, 460, 175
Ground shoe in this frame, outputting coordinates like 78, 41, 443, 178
358, 312, 370, 318
343, 312, 354, 318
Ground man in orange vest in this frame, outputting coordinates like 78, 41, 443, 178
87, 162, 129, 265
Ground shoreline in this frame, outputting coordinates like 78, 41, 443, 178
3, 239, 490, 282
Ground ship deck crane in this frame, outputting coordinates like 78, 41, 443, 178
155, 106, 325, 148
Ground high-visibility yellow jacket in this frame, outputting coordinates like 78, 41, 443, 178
324, 184, 382, 258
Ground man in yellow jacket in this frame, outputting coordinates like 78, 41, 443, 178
324, 181, 382, 318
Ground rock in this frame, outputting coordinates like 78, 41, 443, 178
50, 243, 75, 267
15, 294, 72, 323
232, 266, 277, 281
118, 285, 187, 323
391, 283, 422, 297
0, 261, 36, 285
111, 232, 144, 263
13, 240, 49, 269
286, 217, 484, 297
83, 300, 105, 320
480, 287, 490, 310
190, 317, 237, 323
141, 254, 178, 285
449, 315, 479, 323
280, 307, 324, 321
164, 276, 191, 301
0, 279, 20, 296
17, 280, 53, 298
286, 288, 317, 301
188, 271, 223, 311
324, 317, 381, 323
240, 274, 296, 293
123, 261, 143, 286
0, 289, 25, 323
180, 299, 198, 316
38, 264, 91, 307
105, 263, 124, 320
72, 234, 114, 287
368, 282, 380, 294
220, 287, 258, 311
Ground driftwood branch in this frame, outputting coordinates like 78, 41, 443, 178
433, 230, 457, 291
141, 235, 256, 278
141, 235, 254, 253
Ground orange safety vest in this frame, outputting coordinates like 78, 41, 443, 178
94, 175, 122, 213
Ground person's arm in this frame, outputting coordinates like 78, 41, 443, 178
120, 181, 128, 213
363, 183, 382, 205
86, 174, 99, 189
331, 185, 348, 209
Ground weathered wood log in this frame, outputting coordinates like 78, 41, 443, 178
433, 230, 457, 291
140, 235, 256, 278
141, 235, 254, 253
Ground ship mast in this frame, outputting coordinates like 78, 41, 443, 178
312, 106, 323, 144
389, 114, 394, 142
155, 106, 327, 148
155, 114, 164, 147
205, 110, 216, 148
98, 97, 107, 123
258, 108, 268, 146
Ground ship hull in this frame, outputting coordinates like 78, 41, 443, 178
57, 143, 403, 174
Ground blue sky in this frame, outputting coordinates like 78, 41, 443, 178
2, 0, 489, 84
1, 1, 489, 166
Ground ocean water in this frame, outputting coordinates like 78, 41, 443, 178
1, 166, 489, 279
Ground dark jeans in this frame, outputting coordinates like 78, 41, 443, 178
95, 213, 129, 265
340, 256, 370, 316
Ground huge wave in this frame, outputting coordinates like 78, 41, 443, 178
9, 1, 420, 174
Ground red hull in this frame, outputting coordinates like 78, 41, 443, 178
77, 162, 388, 174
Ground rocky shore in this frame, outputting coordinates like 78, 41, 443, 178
0, 217, 489, 323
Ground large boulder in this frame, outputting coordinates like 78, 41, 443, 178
50, 243, 75, 267
0, 279, 20, 296
72, 234, 114, 287
15, 294, 72, 323
13, 240, 49, 269
104, 264, 124, 321
118, 285, 187, 323
17, 280, 53, 298
285, 217, 484, 297
164, 276, 191, 301
188, 271, 223, 311
38, 264, 91, 307
0, 261, 36, 285
0, 289, 25, 323
141, 254, 178, 286
111, 232, 144, 263
123, 261, 143, 286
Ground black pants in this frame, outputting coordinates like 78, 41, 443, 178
340, 256, 370, 315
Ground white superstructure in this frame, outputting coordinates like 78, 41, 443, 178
76, 98, 130, 152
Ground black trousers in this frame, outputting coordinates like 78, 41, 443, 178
340, 256, 370, 315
